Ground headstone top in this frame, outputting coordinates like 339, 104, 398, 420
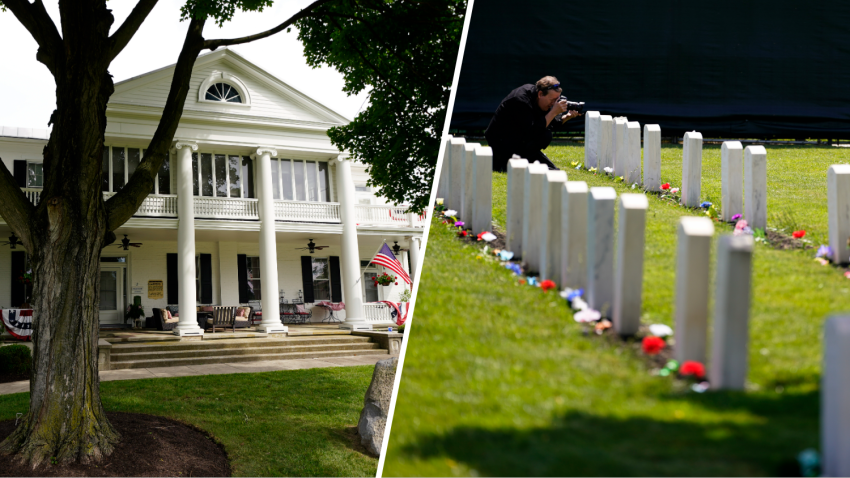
645, 124, 661, 132
724, 234, 754, 252
746, 145, 767, 155
600, 115, 613, 121
464, 142, 479, 152
476, 145, 493, 156
546, 170, 568, 182
680, 216, 715, 236
722, 141, 743, 151
508, 158, 529, 169
450, 137, 466, 146
587, 111, 600, 118
620, 193, 649, 209
528, 162, 549, 174
626, 121, 640, 129
830, 164, 850, 174
565, 180, 589, 193
590, 186, 617, 200
684, 131, 703, 140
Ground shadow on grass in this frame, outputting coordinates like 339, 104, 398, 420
397, 392, 818, 477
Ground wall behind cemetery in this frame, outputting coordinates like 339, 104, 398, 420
451, 0, 850, 137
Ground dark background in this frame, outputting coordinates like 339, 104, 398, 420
450, 0, 850, 138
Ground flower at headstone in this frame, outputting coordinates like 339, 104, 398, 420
792, 230, 806, 239
575, 164, 582, 170
458, 230, 468, 237
642, 336, 666, 355
844, 271, 850, 279
560, 288, 584, 302
480, 232, 497, 242
518, 278, 526, 285
648, 323, 673, 337
498, 250, 515, 261
444, 209, 457, 217
453, 220, 464, 228
706, 204, 720, 220
731, 213, 742, 222
603, 167, 613, 174
616, 176, 624, 182
816, 245, 833, 259
670, 187, 680, 194
527, 277, 539, 287
797, 448, 821, 478
661, 183, 671, 190
631, 183, 637, 189
664, 360, 680, 372
574, 309, 601, 323
436, 198, 444, 205
589, 167, 598, 173
505, 263, 522, 275
815, 258, 830, 266
733, 219, 754, 236
570, 297, 589, 311
699, 201, 712, 208
679, 360, 706, 379
570, 161, 579, 167
540, 280, 556, 292
595, 319, 612, 333
690, 381, 710, 393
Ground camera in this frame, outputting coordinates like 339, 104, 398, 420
559, 95, 585, 113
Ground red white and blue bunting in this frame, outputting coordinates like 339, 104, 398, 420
2, 309, 33, 340
379, 301, 409, 326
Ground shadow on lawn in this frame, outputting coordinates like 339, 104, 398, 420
399, 393, 818, 477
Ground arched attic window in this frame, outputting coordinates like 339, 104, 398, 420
205, 83, 242, 103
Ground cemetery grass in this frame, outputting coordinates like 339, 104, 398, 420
382, 144, 850, 476
0, 366, 378, 477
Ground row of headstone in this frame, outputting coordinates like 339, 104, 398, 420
583, 112, 662, 191
720, 141, 768, 228
437, 136, 493, 234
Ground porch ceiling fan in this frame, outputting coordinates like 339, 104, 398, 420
116, 235, 143, 250
1, 233, 21, 249
295, 239, 329, 254
392, 241, 408, 255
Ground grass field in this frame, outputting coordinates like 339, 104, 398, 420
0, 367, 378, 477
382, 144, 850, 476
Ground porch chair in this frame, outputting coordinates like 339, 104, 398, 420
294, 302, 312, 324
152, 308, 179, 331
234, 306, 253, 329
205, 306, 237, 333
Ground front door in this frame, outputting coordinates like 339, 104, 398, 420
99, 266, 125, 324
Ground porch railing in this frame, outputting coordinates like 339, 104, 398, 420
275, 201, 340, 223
363, 302, 395, 324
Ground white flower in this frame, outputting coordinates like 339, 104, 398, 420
671, 188, 680, 194
631, 183, 637, 189
574, 309, 601, 323
444, 209, 457, 217
603, 167, 613, 174
570, 297, 589, 311
648, 323, 673, 337
481, 232, 497, 242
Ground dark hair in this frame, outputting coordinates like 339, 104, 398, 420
536, 76, 561, 95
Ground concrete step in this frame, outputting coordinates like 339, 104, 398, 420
108, 348, 390, 370
111, 342, 381, 362
110, 336, 372, 354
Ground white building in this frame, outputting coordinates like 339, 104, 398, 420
0, 48, 424, 335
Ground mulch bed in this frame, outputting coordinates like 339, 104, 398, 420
0, 412, 230, 477
765, 229, 812, 251
0, 372, 30, 385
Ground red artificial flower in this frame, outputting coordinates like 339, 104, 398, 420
680, 360, 706, 379
793, 230, 806, 239
458, 230, 468, 237
395, 282, 399, 286
518, 278, 526, 285
540, 280, 557, 292
642, 336, 665, 355
661, 183, 671, 190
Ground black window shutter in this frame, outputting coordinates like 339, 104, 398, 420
329, 256, 342, 303
13, 161, 27, 187
200, 253, 213, 304
166, 253, 178, 304
300, 256, 314, 303
237, 254, 249, 303
10, 251, 25, 307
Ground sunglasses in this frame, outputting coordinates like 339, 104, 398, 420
540, 83, 562, 94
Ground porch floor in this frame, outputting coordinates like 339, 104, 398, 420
100, 323, 357, 343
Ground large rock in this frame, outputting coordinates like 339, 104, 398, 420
358, 356, 398, 456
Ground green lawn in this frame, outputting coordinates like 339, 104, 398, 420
382, 144, 850, 476
0, 367, 378, 477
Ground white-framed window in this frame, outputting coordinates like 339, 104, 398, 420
205, 83, 243, 103
102, 146, 171, 194
26, 161, 43, 188
361, 260, 379, 302
247, 256, 261, 301
312, 257, 331, 301
273, 159, 330, 202
191, 153, 253, 199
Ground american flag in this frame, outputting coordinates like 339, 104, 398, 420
371, 243, 412, 284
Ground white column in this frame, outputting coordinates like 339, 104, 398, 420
336, 158, 370, 330
596, 115, 613, 170
828, 164, 850, 265
625, 121, 641, 185
561, 181, 588, 290
673, 216, 714, 364
253, 148, 286, 334
472, 146, 493, 234
521, 162, 549, 271
218, 241, 240, 305
682, 131, 703, 208
710, 234, 754, 390
643, 125, 661, 191
613, 193, 648, 336
612, 117, 628, 177
173, 142, 203, 337
584, 111, 600, 168
721, 141, 744, 222
823, 316, 850, 477
437, 135, 451, 201
541, 170, 568, 284
448, 137, 466, 213
506, 158, 529, 254
408, 237, 421, 284
744, 145, 767, 231
587, 187, 617, 316
462, 142, 479, 223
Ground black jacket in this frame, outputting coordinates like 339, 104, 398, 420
484, 84, 553, 170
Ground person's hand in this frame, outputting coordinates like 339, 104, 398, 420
553, 99, 568, 114
561, 110, 583, 123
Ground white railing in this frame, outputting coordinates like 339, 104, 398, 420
195, 197, 259, 220
275, 200, 340, 223
23, 188, 41, 205
355, 205, 427, 228
137, 194, 178, 217
363, 302, 395, 324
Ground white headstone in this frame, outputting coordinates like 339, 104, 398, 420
624, 121, 641, 185
462, 142, 479, 222
673, 216, 714, 364
506, 158, 529, 254
587, 187, 617, 316
449, 137, 466, 212
720, 141, 744, 222
744, 145, 767, 231
829, 164, 850, 265
472, 146, 493, 234
584, 111, 601, 168
612, 117, 629, 177
522, 162, 549, 271
437, 135, 451, 200
561, 181, 589, 290
709, 234, 754, 390
541, 170, 569, 284
823, 316, 850, 477
613, 193, 648, 336
596, 115, 614, 170
681, 131, 703, 208
643, 125, 662, 191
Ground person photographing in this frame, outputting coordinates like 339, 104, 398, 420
485, 76, 583, 172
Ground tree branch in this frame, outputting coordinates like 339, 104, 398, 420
1, 0, 63, 75
203, 0, 334, 51
105, 17, 207, 231
108, 0, 159, 62
0, 158, 35, 253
